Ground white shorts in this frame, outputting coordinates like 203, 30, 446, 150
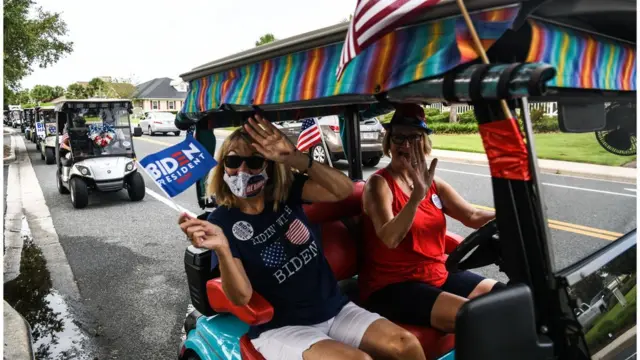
250, 301, 383, 360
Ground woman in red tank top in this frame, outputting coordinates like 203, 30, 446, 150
359, 104, 505, 333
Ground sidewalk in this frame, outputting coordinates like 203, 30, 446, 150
3, 132, 35, 359
213, 129, 637, 183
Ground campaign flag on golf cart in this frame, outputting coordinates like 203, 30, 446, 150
139, 134, 217, 197
337, 0, 445, 79
296, 118, 322, 152
35, 122, 46, 138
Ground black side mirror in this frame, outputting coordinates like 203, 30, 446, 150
456, 284, 554, 360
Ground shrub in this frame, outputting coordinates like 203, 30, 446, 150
430, 122, 478, 134
424, 107, 441, 117
529, 107, 546, 123
457, 110, 477, 124
428, 113, 450, 123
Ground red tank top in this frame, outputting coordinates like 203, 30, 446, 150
359, 167, 448, 302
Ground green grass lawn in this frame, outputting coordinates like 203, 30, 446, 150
585, 285, 636, 352
432, 133, 636, 166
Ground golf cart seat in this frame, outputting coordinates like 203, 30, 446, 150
206, 181, 460, 360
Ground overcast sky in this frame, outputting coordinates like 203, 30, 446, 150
20, 0, 355, 89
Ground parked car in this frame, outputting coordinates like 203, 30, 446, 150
138, 111, 180, 136
275, 115, 385, 167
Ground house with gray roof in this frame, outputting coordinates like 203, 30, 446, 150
132, 77, 188, 112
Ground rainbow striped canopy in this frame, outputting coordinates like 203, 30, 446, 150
180, 6, 521, 117
178, 5, 636, 122
526, 20, 636, 91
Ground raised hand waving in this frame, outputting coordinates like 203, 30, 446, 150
243, 114, 297, 164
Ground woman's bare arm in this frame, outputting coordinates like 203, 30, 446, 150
435, 176, 495, 229
362, 175, 421, 248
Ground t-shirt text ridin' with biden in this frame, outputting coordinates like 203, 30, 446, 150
232, 205, 320, 284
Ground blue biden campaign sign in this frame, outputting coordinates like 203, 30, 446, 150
139, 133, 217, 197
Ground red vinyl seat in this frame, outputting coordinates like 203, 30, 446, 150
205, 181, 460, 360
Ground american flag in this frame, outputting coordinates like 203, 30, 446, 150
337, 0, 447, 79
285, 219, 310, 245
296, 118, 322, 152
260, 242, 287, 268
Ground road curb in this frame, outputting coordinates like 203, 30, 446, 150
4, 153, 24, 283
3, 300, 35, 360
13, 135, 81, 300
4, 135, 16, 163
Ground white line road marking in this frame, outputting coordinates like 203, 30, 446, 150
144, 187, 198, 217
542, 183, 636, 198
434, 168, 636, 198
624, 188, 636, 192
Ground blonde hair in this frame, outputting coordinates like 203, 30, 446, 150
382, 129, 432, 158
206, 128, 294, 212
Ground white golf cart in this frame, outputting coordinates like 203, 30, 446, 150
54, 99, 146, 209
38, 105, 58, 164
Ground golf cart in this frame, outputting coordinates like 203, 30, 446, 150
38, 105, 59, 164
34, 105, 55, 151
54, 99, 145, 209
9, 108, 22, 129
23, 108, 36, 143
174, 1, 636, 360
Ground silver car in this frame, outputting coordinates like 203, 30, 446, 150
139, 111, 181, 136
276, 115, 385, 167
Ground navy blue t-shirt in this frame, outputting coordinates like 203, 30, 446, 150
207, 174, 349, 338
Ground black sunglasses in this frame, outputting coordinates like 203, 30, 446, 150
224, 155, 266, 169
390, 133, 422, 145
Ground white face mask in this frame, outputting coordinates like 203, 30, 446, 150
223, 169, 269, 198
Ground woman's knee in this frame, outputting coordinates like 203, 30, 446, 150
386, 330, 423, 359
468, 279, 499, 299
430, 292, 467, 332
303, 340, 373, 360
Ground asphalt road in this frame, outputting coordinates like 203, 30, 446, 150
18, 130, 637, 359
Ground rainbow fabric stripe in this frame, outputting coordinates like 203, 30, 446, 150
526, 20, 636, 91
182, 7, 519, 115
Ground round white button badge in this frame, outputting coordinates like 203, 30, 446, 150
431, 194, 443, 209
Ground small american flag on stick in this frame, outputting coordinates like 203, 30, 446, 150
337, 0, 448, 79
296, 118, 322, 152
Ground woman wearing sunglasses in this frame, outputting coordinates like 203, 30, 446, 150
359, 104, 505, 333
179, 114, 425, 360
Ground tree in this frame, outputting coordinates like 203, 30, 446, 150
52, 86, 64, 99
16, 89, 31, 104
87, 77, 107, 98
65, 83, 88, 99
30, 84, 55, 103
3, 0, 74, 92
255, 33, 276, 47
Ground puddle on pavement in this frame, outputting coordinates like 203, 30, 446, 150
4, 217, 94, 360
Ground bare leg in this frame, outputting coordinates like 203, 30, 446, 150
430, 292, 467, 332
359, 319, 425, 360
468, 279, 498, 299
303, 340, 372, 360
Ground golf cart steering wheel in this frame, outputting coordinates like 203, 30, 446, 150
445, 219, 500, 272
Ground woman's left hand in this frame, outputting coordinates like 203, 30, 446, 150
243, 114, 299, 165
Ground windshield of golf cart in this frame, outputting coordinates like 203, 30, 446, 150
41, 110, 57, 135
64, 107, 134, 158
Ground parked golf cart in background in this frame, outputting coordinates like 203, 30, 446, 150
54, 99, 145, 209
23, 108, 36, 142
10, 109, 23, 129
38, 105, 59, 164
174, 1, 636, 359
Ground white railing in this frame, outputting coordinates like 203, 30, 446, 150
426, 102, 558, 116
